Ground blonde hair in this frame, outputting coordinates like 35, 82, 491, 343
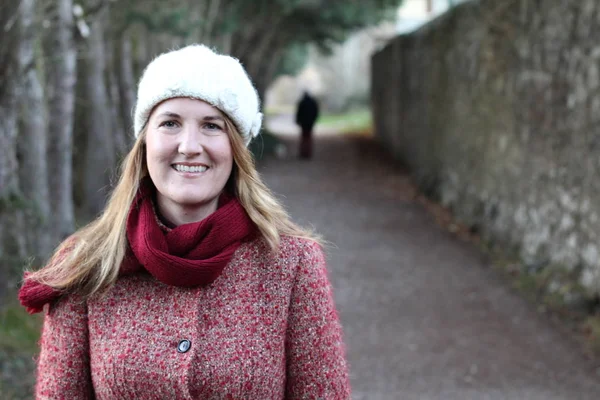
28, 117, 319, 298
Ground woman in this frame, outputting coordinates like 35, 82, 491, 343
19, 44, 350, 399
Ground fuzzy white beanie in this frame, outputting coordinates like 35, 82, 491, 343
133, 44, 262, 146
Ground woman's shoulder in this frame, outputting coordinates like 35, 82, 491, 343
275, 236, 332, 293
245, 234, 324, 260
280, 235, 323, 255
44, 291, 88, 318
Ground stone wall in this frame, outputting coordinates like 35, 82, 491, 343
372, 0, 600, 295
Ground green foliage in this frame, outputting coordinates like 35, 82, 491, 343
122, 0, 403, 51
277, 44, 310, 76
282, 0, 402, 51
113, 0, 404, 88
126, 8, 192, 37
244, 0, 403, 83
318, 108, 373, 134
0, 191, 28, 214
0, 301, 41, 353
0, 189, 47, 227
0, 294, 39, 400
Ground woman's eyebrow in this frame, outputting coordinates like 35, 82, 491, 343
155, 112, 224, 122
202, 115, 225, 122
156, 112, 181, 119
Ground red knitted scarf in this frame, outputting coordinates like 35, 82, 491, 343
18, 183, 256, 314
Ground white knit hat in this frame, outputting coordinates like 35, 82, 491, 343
133, 44, 263, 146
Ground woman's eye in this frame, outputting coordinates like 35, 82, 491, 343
159, 120, 178, 128
204, 123, 223, 131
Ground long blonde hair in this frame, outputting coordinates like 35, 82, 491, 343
28, 117, 319, 297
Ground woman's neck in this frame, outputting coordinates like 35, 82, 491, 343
154, 196, 219, 227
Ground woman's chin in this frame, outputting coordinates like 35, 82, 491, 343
175, 197, 211, 207
172, 194, 219, 209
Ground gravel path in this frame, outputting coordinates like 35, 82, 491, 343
259, 125, 600, 400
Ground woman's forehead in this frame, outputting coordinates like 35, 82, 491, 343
151, 97, 224, 117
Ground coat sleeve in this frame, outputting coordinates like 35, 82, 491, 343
35, 294, 94, 399
285, 241, 351, 399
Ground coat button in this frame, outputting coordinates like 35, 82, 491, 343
177, 339, 191, 353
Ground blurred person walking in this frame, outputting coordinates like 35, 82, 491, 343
295, 91, 320, 159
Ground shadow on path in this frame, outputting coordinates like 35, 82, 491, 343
259, 132, 600, 400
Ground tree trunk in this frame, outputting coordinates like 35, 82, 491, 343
220, 32, 232, 54
132, 25, 150, 77
241, 24, 291, 103
148, 32, 163, 58
17, 0, 53, 260
199, 0, 222, 46
117, 30, 136, 143
82, 7, 115, 218
0, 1, 27, 296
263, 47, 287, 94
105, 24, 128, 157
230, 5, 284, 63
44, 0, 77, 242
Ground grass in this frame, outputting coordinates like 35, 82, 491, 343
0, 294, 40, 399
265, 105, 374, 134
316, 108, 373, 134
0, 299, 42, 353
264, 104, 296, 116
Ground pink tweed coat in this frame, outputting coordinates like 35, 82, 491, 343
35, 236, 350, 399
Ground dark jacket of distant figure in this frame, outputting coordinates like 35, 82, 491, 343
295, 92, 319, 132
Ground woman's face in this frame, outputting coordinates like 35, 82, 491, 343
145, 97, 233, 225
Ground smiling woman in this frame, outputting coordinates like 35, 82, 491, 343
146, 99, 234, 225
18, 44, 351, 399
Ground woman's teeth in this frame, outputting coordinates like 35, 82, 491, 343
174, 164, 208, 173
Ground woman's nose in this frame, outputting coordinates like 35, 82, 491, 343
178, 125, 203, 156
